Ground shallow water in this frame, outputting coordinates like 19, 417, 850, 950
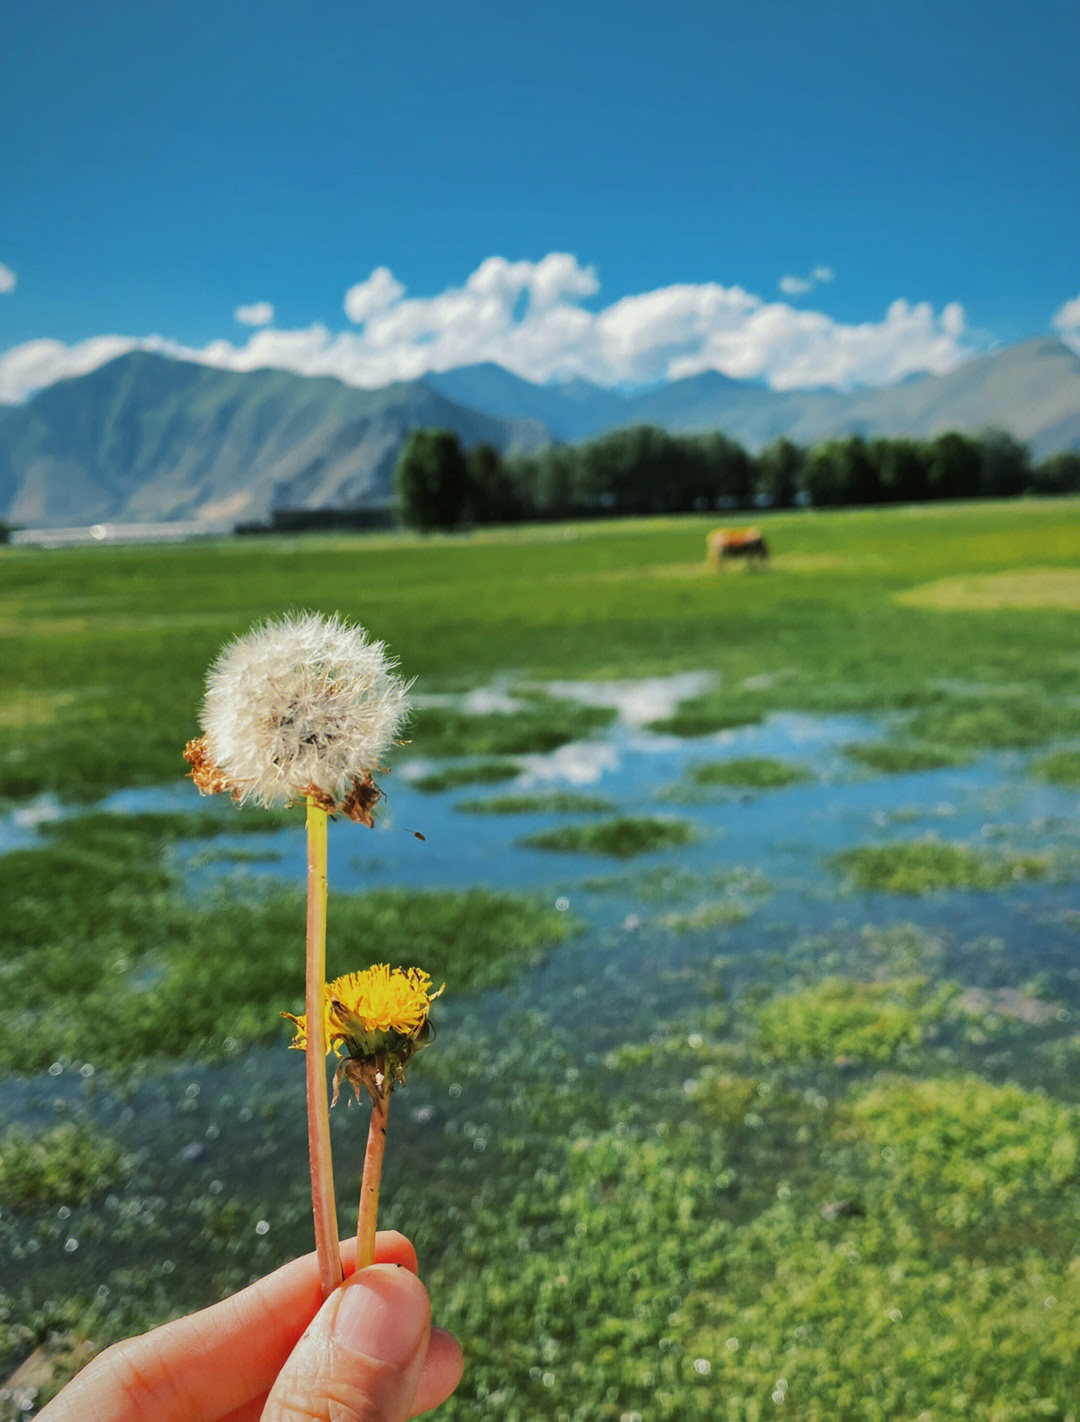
3, 691, 1079, 1337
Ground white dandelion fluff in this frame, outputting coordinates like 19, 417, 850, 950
194, 612, 410, 809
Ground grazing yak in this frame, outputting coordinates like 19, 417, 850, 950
707, 526, 770, 568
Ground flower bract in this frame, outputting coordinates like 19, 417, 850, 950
189, 612, 410, 813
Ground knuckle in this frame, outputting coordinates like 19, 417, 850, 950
83, 1341, 175, 1413
268, 1373, 389, 1422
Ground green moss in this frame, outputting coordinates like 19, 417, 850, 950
0, 1124, 133, 1210
410, 1058, 1080, 1421
2, 832, 579, 1073
40, 807, 298, 849
646, 691, 767, 738
846, 1074, 1080, 1229
408, 696, 616, 756
844, 740, 975, 773
833, 839, 1053, 893
906, 692, 1080, 751
671, 1068, 763, 1127
578, 864, 770, 901
677, 1208, 1080, 1421
686, 756, 812, 788
1033, 749, 1080, 787
454, 790, 616, 815
658, 902, 749, 931
409, 760, 521, 792
519, 815, 699, 859
7, 977, 1080, 1418
754, 977, 946, 1064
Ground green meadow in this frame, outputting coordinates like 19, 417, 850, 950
4, 499, 1080, 1419
5, 498, 1080, 799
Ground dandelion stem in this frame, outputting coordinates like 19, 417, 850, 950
305, 797, 342, 1298
356, 1091, 390, 1270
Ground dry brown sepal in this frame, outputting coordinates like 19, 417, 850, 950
330, 1049, 409, 1109
340, 771, 383, 826
183, 736, 239, 798
301, 783, 337, 814
298, 772, 382, 823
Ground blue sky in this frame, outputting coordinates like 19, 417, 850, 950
1, 0, 1077, 401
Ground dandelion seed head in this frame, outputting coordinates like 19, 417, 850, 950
199, 612, 409, 808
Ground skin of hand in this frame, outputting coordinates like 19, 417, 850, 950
35, 1231, 463, 1422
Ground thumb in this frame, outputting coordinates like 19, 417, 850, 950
262, 1264, 431, 1422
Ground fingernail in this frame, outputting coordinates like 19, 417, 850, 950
333, 1266, 429, 1367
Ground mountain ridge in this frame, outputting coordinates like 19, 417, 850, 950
1, 340, 1078, 527
0, 351, 551, 527
427, 339, 1080, 453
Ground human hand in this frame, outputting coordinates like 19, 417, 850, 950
36, 1231, 463, 1422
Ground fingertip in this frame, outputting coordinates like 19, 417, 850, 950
331, 1265, 431, 1365
375, 1230, 419, 1273
413, 1327, 465, 1415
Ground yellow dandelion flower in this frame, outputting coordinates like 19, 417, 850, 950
283, 965, 443, 1103
330, 964, 441, 1041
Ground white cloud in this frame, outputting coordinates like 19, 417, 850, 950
755, 298, 968, 391
0, 253, 974, 404
344, 266, 405, 323
0, 264, 15, 293
941, 301, 965, 338
234, 301, 274, 326
779, 266, 835, 297
1053, 292, 1080, 353
0, 335, 138, 403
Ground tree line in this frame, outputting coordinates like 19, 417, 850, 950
393, 425, 1080, 530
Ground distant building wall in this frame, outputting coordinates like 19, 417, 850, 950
10, 521, 231, 549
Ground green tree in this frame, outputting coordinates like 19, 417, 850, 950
755, 437, 803, 509
394, 429, 473, 530
569, 427, 679, 515
531, 446, 580, 519
926, 431, 981, 500
1029, 450, 1080, 496
802, 436, 879, 507
466, 443, 525, 524
803, 442, 846, 507
700, 431, 754, 507
870, 438, 931, 504
975, 428, 1030, 498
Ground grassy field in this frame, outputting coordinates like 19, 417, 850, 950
4, 500, 1080, 1419
4, 497, 1080, 799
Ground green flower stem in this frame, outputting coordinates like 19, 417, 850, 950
356, 1091, 389, 1270
306, 796, 343, 1298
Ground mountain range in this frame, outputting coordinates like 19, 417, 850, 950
2, 338, 1078, 527
426, 338, 1080, 453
